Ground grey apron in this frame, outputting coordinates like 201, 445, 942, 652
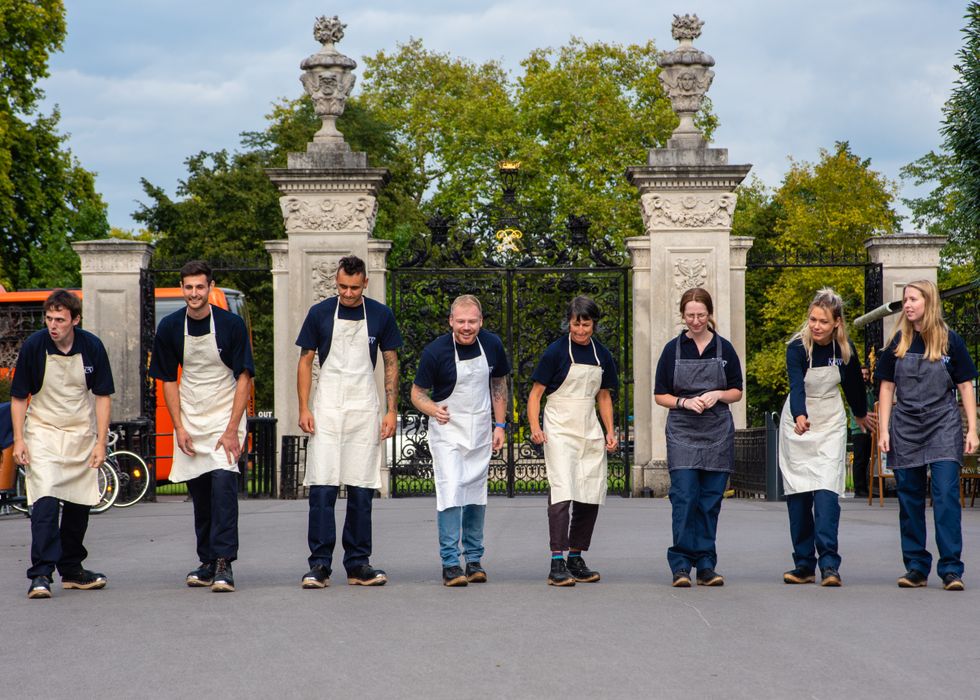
888, 351, 963, 469
665, 332, 735, 472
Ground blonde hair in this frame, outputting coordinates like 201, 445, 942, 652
788, 288, 853, 364
450, 294, 483, 317
885, 279, 948, 361
679, 287, 716, 331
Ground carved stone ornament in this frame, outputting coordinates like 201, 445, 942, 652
281, 196, 377, 232
658, 14, 715, 143
311, 258, 340, 302
640, 193, 736, 229
300, 15, 358, 146
673, 257, 708, 291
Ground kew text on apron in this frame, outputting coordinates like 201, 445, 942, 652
666, 331, 735, 472
888, 350, 963, 469
24, 352, 99, 506
169, 310, 246, 483
544, 336, 607, 505
428, 337, 492, 512
304, 300, 383, 488
778, 341, 846, 495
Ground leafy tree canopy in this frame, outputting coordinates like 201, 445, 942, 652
0, 0, 108, 289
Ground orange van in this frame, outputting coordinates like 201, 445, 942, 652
0, 287, 253, 481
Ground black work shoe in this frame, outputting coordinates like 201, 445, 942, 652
185, 562, 215, 587
28, 575, 52, 599
897, 570, 928, 588
443, 565, 468, 587
566, 555, 600, 583
301, 565, 330, 589
347, 564, 388, 586
465, 561, 487, 583
61, 569, 107, 590
820, 568, 842, 587
672, 570, 692, 588
547, 558, 576, 587
942, 573, 964, 591
783, 567, 816, 584
211, 558, 235, 592
696, 568, 724, 586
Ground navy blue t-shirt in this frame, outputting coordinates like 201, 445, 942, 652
653, 332, 743, 395
295, 297, 402, 368
414, 330, 511, 402
530, 335, 618, 396
149, 306, 254, 382
11, 328, 115, 398
786, 338, 866, 419
875, 330, 978, 385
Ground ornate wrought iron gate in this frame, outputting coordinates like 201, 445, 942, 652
388, 191, 632, 497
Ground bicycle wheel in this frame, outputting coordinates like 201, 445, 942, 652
109, 450, 150, 507
10, 466, 30, 515
91, 461, 119, 513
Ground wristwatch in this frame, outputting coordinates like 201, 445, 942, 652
493, 422, 507, 429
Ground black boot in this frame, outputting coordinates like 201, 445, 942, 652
548, 558, 576, 587
566, 555, 600, 583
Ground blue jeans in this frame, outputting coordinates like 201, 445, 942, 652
437, 504, 486, 567
308, 485, 374, 575
894, 461, 963, 578
667, 469, 729, 573
786, 489, 841, 572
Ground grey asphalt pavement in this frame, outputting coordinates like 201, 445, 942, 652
2, 496, 978, 699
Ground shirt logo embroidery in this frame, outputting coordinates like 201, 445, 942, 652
84, 365, 94, 374
368, 336, 376, 345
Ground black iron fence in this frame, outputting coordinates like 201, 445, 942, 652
942, 278, 980, 385
279, 434, 308, 500
109, 417, 155, 503
731, 413, 781, 500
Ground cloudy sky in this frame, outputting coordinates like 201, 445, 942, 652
42, 0, 969, 231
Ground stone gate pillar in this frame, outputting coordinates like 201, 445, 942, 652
625, 15, 752, 495
71, 239, 155, 421
264, 16, 392, 492
865, 233, 947, 304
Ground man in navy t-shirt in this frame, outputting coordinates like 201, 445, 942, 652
411, 295, 510, 587
295, 255, 403, 589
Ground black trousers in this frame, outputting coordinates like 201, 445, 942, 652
186, 469, 239, 564
852, 432, 871, 496
308, 485, 374, 575
548, 498, 599, 552
27, 497, 90, 579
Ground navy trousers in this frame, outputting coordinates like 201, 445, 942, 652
894, 461, 963, 578
786, 489, 841, 572
186, 469, 239, 564
308, 485, 374, 575
27, 497, 90, 579
667, 469, 729, 573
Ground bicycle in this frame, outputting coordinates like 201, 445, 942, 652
102, 430, 150, 508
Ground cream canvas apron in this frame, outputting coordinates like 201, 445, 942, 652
304, 300, 382, 489
778, 344, 846, 495
168, 311, 244, 483
24, 352, 99, 506
543, 337, 607, 505
428, 337, 492, 511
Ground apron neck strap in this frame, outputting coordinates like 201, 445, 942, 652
452, 335, 483, 364
568, 335, 600, 365
184, 308, 214, 335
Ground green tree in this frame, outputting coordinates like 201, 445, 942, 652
941, 2, 980, 242
0, 0, 108, 289
736, 143, 899, 422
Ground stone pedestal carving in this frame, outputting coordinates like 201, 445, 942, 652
71, 240, 155, 422
626, 15, 751, 495
865, 233, 947, 305
266, 16, 393, 495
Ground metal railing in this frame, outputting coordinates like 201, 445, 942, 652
732, 412, 782, 500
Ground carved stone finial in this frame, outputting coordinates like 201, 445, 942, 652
658, 13, 715, 148
671, 14, 704, 41
300, 15, 357, 149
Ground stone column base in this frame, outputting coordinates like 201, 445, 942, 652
632, 460, 670, 496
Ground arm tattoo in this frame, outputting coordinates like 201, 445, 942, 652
382, 350, 399, 413
491, 376, 508, 402
300, 348, 315, 358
